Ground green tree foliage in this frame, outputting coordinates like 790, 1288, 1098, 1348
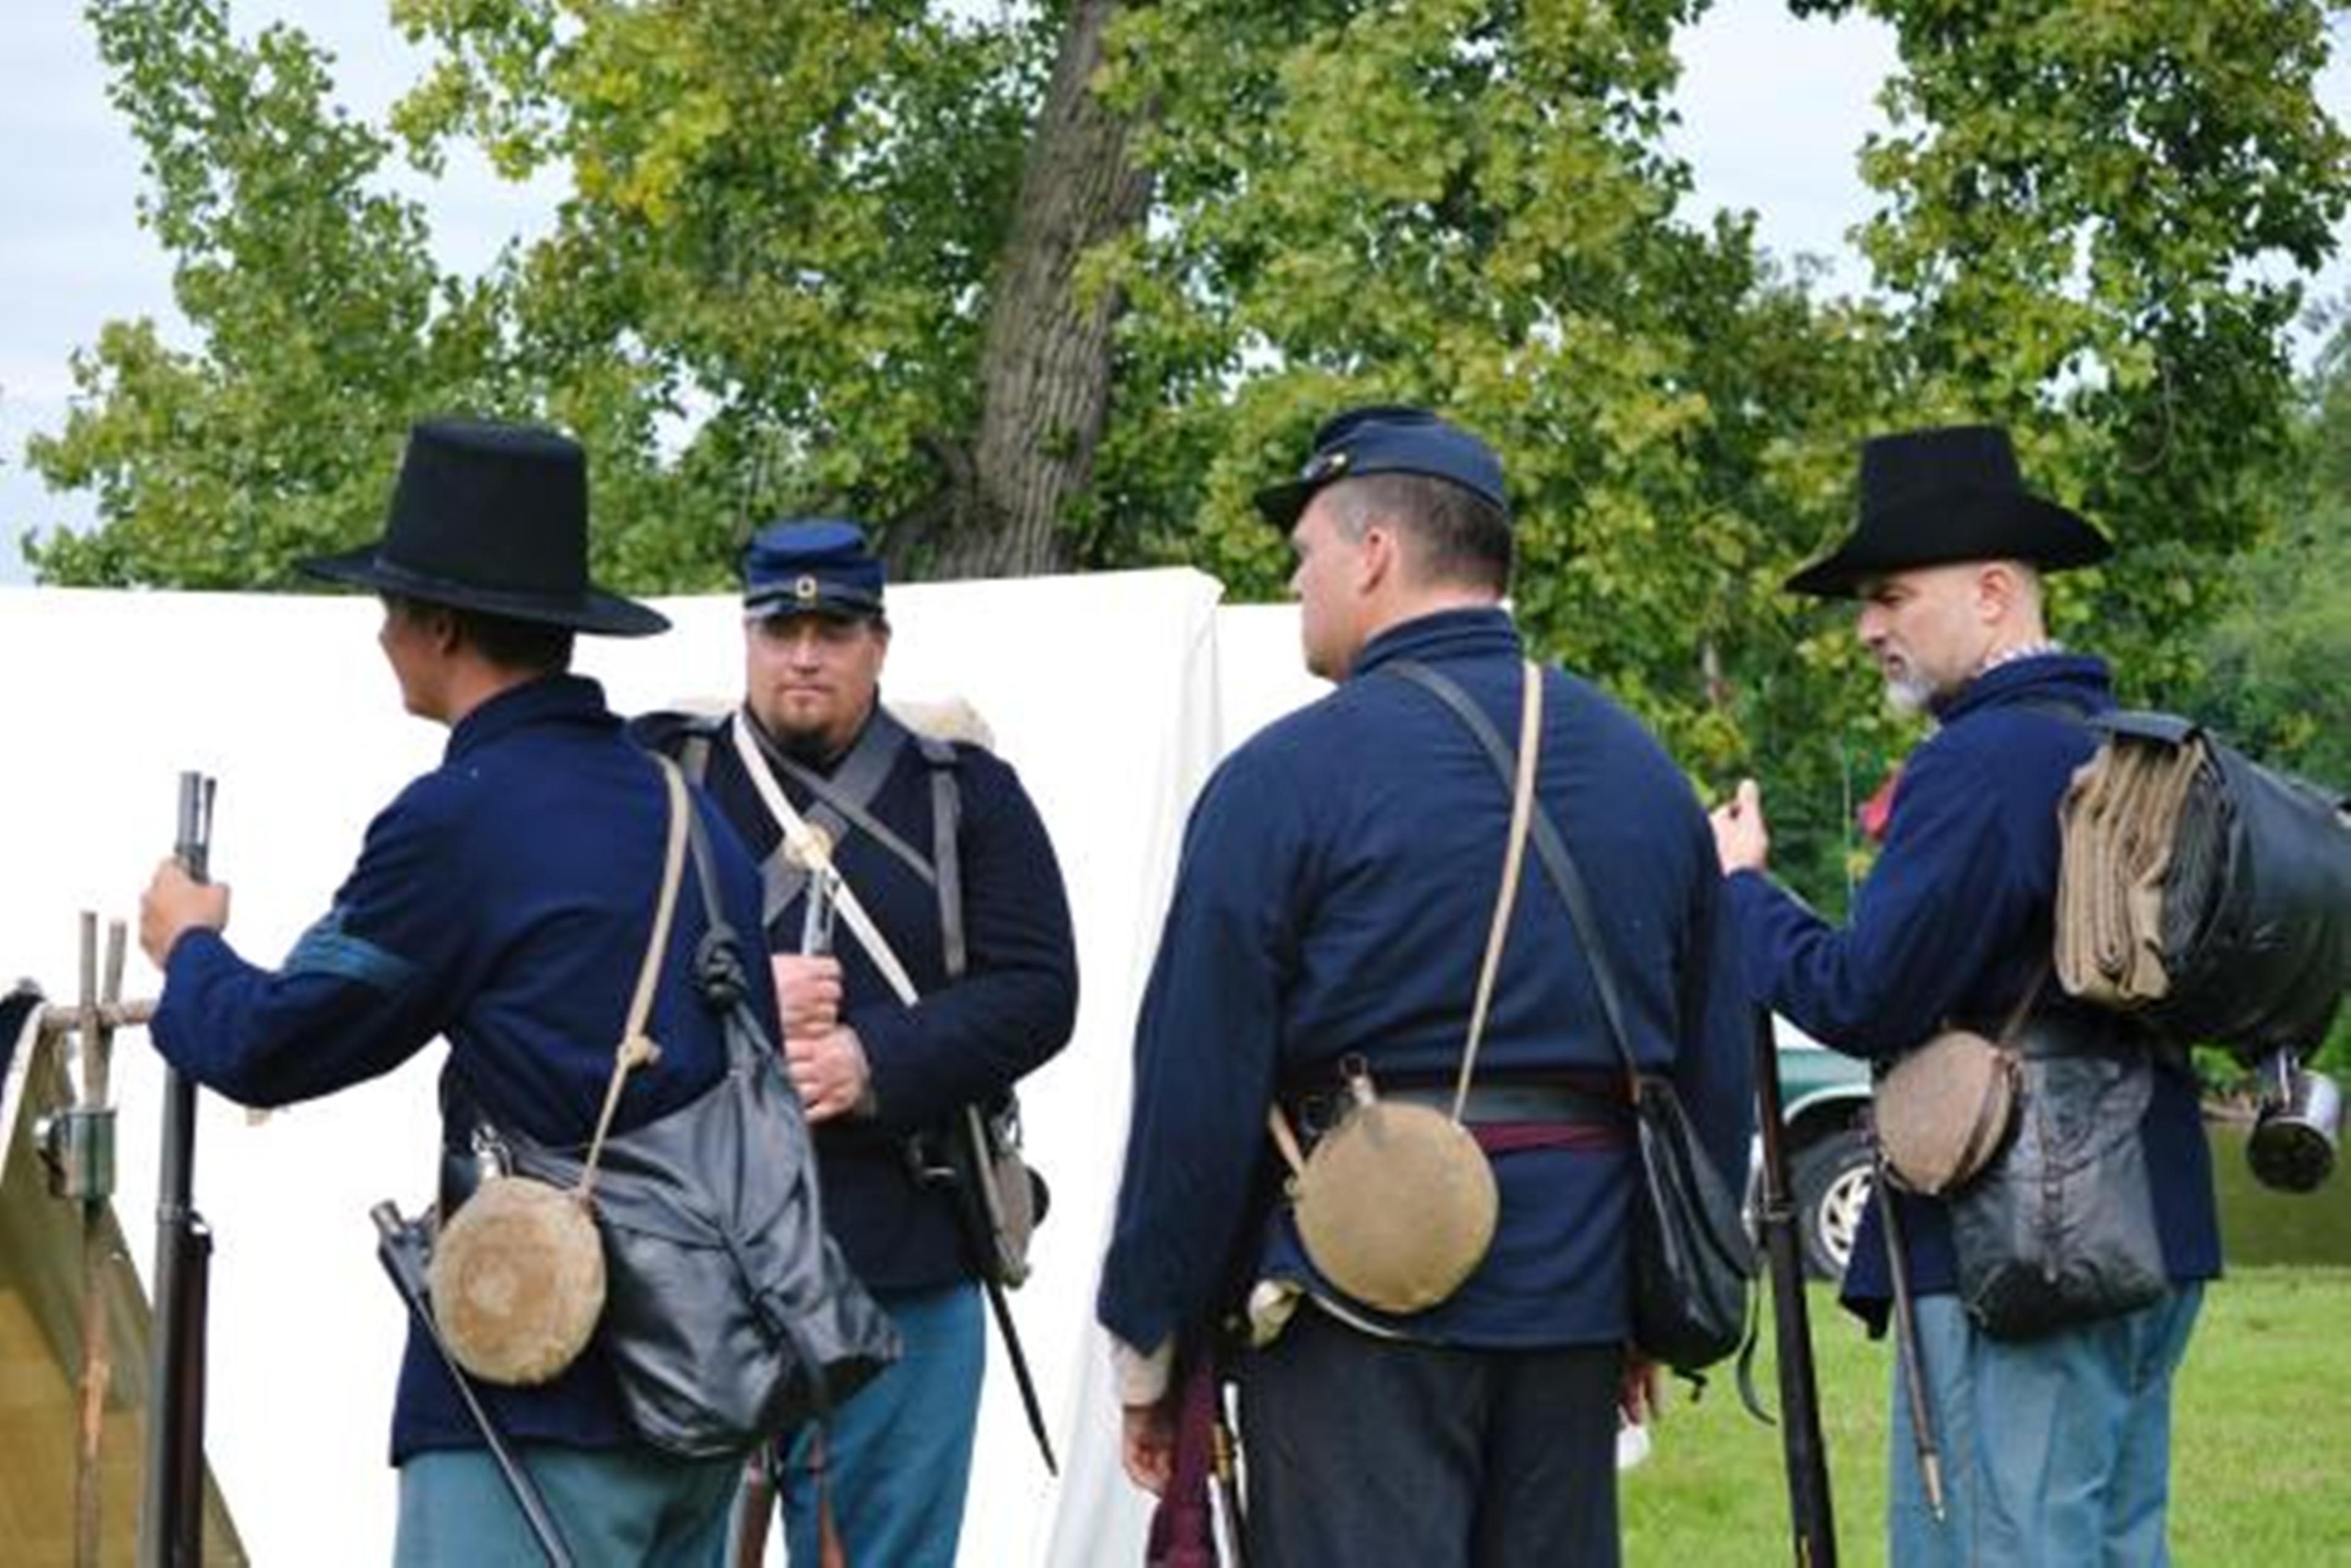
386, 0, 1063, 583
1759, 0, 2351, 901
24, 0, 528, 589
1096, 3, 1879, 756
2190, 306, 2351, 790
1795, 0, 2349, 693
17, 0, 2347, 912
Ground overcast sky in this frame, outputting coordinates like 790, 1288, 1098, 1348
2, 4, 2342, 585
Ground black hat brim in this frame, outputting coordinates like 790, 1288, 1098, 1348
1784, 489, 2112, 598
300, 546, 670, 637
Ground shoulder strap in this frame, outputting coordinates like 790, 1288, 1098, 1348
575, 756, 693, 1202
1449, 660, 1542, 1119
2012, 695, 2098, 726
912, 735, 969, 981
729, 713, 927, 1004
1384, 658, 1645, 1094
745, 707, 937, 886
1268, 660, 1543, 1166
671, 710, 728, 786
729, 710, 923, 933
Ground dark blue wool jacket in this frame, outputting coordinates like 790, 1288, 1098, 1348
1725, 653, 2221, 1323
633, 703, 1078, 1294
1098, 608, 1754, 1355
153, 675, 777, 1463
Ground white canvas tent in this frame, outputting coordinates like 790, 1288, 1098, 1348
0, 572, 1324, 1564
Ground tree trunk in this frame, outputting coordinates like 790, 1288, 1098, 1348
929, 0, 1151, 580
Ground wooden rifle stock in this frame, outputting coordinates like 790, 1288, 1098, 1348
1751, 1007, 1838, 1566
141, 773, 215, 1568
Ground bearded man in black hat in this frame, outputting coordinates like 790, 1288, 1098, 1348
137, 418, 784, 1563
1710, 425, 2220, 1566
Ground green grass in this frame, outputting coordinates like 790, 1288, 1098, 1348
1620, 1267, 2351, 1566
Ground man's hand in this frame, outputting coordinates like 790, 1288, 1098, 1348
1619, 1352, 1661, 1427
139, 859, 229, 968
1121, 1400, 1178, 1496
1708, 778, 1771, 875
770, 952, 843, 1037
784, 1023, 873, 1122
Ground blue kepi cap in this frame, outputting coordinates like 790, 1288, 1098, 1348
740, 518, 886, 619
1254, 405, 1508, 529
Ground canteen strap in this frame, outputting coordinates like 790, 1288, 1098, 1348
578, 754, 693, 1202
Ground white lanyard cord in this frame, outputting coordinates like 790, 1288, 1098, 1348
728, 711, 923, 1007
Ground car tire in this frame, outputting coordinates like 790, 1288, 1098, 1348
1791, 1127, 1874, 1281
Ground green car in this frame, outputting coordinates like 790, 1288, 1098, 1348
1773, 1017, 1877, 1279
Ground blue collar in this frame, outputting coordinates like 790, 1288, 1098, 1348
1351, 606, 1522, 680
445, 674, 617, 761
1933, 651, 2113, 724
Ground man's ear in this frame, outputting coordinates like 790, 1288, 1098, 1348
1357, 523, 1398, 594
425, 604, 463, 655
1971, 561, 2009, 624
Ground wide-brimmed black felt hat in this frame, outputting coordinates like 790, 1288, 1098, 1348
1785, 424, 2112, 598
301, 418, 667, 637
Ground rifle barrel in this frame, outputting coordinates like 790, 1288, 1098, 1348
1878, 1154, 1944, 1522
1752, 1007, 1838, 1566
142, 773, 215, 1568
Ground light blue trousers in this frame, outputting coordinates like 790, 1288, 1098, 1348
395, 1442, 739, 1567
777, 1281, 985, 1568
1889, 1285, 2203, 1568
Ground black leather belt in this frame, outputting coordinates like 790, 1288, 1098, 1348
1285, 1078, 1625, 1138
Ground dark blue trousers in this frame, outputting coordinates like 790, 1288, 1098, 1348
1236, 1305, 1623, 1568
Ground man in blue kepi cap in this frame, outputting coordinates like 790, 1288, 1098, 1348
633, 518, 1078, 1567
1099, 405, 1753, 1566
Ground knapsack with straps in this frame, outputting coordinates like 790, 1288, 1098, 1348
2054, 709, 2351, 1061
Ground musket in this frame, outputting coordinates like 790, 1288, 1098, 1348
140, 773, 216, 1568
372, 1204, 576, 1567
1878, 1147, 1946, 1522
1751, 1006, 1838, 1566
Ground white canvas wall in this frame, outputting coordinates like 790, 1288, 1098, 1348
1, 572, 1330, 1564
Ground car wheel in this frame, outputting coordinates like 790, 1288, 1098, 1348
1791, 1128, 1874, 1281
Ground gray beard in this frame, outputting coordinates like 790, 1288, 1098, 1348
1883, 675, 1934, 716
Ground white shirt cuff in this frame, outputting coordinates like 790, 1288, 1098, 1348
1110, 1334, 1175, 1407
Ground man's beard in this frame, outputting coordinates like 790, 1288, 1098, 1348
747, 701, 847, 765
1883, 674, 1935, 716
